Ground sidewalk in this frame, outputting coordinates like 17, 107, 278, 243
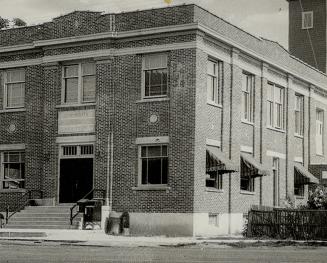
1, 229, 327, 248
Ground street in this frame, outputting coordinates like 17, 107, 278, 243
0, 242, 327, 262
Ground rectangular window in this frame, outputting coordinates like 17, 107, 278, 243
206, 148, 223, 190
267, 83, 285, 130
241, 72, 254, 122
63, 63, 96, 104
4, 69, 25, 109
208, 213, 219, 227
143, 53, 168, 98
302, 11, 313, 29
1, 151, 25, 189
140, 145, 168, 185
294, 166, 304, 197
240, 159, 255, 192
295, 95, 304, 136
207, 59, 223, 105
316, 109, 324, 155
272, 157, 280, 207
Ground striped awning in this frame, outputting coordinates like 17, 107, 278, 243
206, 146, 238, 174
294, 163, 319, 185
241, 153, 270, 178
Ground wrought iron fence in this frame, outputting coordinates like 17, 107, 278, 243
246, 208, 327, 240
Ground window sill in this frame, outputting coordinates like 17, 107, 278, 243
240, 190, 255, 195
266, 126, 286, 134
205, 187, 224, 193
0, 189, 26, 193
207, 101, 222, 108
241, 120, 254, 126
295, 195, 305, 199
136, 97, 170, 104
132, 185, 171, 191
316, 153, 324, 157
294, 134, 304, 139
0, 108, 26, 113
56, 103, 96, 109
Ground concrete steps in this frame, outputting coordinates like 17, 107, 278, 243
5, 205, 82, 230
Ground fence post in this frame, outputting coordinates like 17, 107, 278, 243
5, 206, 9, 224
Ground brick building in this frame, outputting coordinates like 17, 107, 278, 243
0, 4, 325, 236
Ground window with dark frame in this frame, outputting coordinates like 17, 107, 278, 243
4, 69, 25, 109
2, 151, 25, 189
63, 63, 96, 104
240, 158, 255, 192
207, 59, 223, 105
302, 11, 313, 29
140, 145, 168, 185
206, 150, 223, 190
242, 72, 254, 123
143, 53, 168, 98
294, 167, 305, 197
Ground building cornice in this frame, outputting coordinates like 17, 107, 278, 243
0, 22, 326, 92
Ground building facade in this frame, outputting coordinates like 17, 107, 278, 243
0, 4, 325, 236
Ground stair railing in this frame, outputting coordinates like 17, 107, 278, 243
70, 188, 106, 225
5, 189, 43, 224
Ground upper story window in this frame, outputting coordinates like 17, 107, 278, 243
316, 109, 324, 155
143, 53, 168, 98
4, 69, 25, 109
62, 62, 96, 104
139, 145, 168, 185
294, 94, 304, 136
207, 59, 223, 105
241, 72, 254, 123
1, 151, 25, 190
302, 11, 313, 29
267, 83, 285, 130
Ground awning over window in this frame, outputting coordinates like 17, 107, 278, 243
294, 163, 319, 185
241, 153, 270, 177
206, 146, 238, 174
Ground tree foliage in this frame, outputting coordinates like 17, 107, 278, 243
307, 185, 327, 209
0, 17, 9, 29
13, 18, 27, 27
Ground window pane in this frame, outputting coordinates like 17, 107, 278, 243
207, 61, 216, 75
7, 83, 24, 107
82, 63, 95, 75
147, 146, 161, 157
141, 159, 148, 184
7, 70, 25, 82
267, 84, 274, 101
144, 54, 167, 70
162, 158, 168, 184
141, 147, 147, 157
148, 158, 162, 184
162, 146, 168, 156
8, 153, 20, 163
82, 75, 96, 102
64, 65, 78, 77
65, 78, 78, 103
4, 163, 22, 180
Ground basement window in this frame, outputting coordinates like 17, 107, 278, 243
1, 151, 25, 190
208, 213, 219, 227
302, 11, 313, 29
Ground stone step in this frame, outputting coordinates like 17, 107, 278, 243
14, 213, 72, 218
4, 225, 78, 229
10, 217, 72, 222
7, 220, 72, 226
24, 207, 73, 212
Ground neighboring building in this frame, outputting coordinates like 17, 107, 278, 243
287, 0, 327, 181
288, 0, 327, 73
0, 4, 324, 236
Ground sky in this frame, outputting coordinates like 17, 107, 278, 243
0, 0, 289, 48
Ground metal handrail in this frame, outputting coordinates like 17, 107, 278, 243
5, 189, 43, 224
70, 189, 105, 225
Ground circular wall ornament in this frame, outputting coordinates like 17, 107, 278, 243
149, 114, 159, 124
8, 123, 16, 133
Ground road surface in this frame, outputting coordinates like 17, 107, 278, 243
0, 241, 327, 262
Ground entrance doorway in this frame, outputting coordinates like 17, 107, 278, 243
59, 145, 94, 203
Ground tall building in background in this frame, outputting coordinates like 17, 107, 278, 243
287, 0, 327, 73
